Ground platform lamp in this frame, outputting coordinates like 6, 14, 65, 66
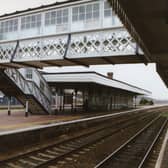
7, 96, 11, 116
74, 89, 78, 113
25, 96, 30, 117
134, 95, 137, 108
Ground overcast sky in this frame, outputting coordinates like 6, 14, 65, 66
0, 0, 168, 100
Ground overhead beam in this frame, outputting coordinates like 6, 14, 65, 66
102, 57, 115, 65
44, 61, 62, 67
64, 58, 89, 68
13, 62, 43, 69
0, 63, 21, 69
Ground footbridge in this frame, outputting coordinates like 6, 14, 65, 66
0, 0, 146, 68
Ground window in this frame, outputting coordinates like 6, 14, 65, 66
26, 69, 33, 79
73, 6, 86, 21
104, 1, 113, 17
72, 3, 100, 22
21, 14, 41, 30
40, 80, 45, 91
45, 8, 68, 26
0, 19, 18, 33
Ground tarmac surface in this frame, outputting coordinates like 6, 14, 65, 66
0, 105, 162, 133
0, 109, 84, 132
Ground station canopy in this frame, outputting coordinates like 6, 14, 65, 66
43, 71, 151, 95
108, 0, 168, 86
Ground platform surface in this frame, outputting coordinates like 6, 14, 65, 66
0, 109, 85, 132
0, 105, 165, 133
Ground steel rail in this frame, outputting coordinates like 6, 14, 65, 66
33, 112, 158, 168
138, 119, 168, 168
94, 116, 166, 168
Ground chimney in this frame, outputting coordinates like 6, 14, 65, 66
107, 72, 113, 79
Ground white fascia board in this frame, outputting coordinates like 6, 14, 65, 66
43, 73, 150, 95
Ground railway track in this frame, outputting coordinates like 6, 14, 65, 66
141, 120, 168, 168
95, 116, 168, 168
160, 135, 168, 168
0, 111, 158, 168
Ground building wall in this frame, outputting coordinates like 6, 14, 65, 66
87, 86, 134, 112
0, 84, 136, 112
50, 84, 136, 113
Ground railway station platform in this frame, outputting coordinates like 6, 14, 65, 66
0, 108, 86, 132
0, 105, 164, 133
155, 123, 168, 168
0, 107, 133, 133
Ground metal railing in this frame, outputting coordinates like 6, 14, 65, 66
32, 69, 52, 102
4, 68, 51, 113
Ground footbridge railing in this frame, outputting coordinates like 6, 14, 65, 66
0, 27, 139, 65
4, 68, 52, 112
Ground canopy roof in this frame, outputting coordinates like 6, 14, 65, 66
43, 71, 151, 95
108, 0, 168, 86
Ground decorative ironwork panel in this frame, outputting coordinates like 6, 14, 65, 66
41, 36, 67, 60
68, 29, 136, 58
0, 42, 16, 62
0, 28, 138, 63
15, 35, 67, 61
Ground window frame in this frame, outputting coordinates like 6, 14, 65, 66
45, 8, 69, 26
104, 1, 113, 18
25, 69, 33, 80
72, 2, 100, 22
0, 18, 18, 34
21, 14, 42, 30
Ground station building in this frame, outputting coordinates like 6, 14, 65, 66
42, 71, 150, 113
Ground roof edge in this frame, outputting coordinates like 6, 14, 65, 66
42, 71, 151, 94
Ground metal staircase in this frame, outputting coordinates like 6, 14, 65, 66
0, 68, 52, 114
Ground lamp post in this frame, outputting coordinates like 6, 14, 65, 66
8, 96, 11, 116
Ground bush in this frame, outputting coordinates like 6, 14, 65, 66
149, 100, 154, 105
140, 98, 148, 105
139, 98, 154, 105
